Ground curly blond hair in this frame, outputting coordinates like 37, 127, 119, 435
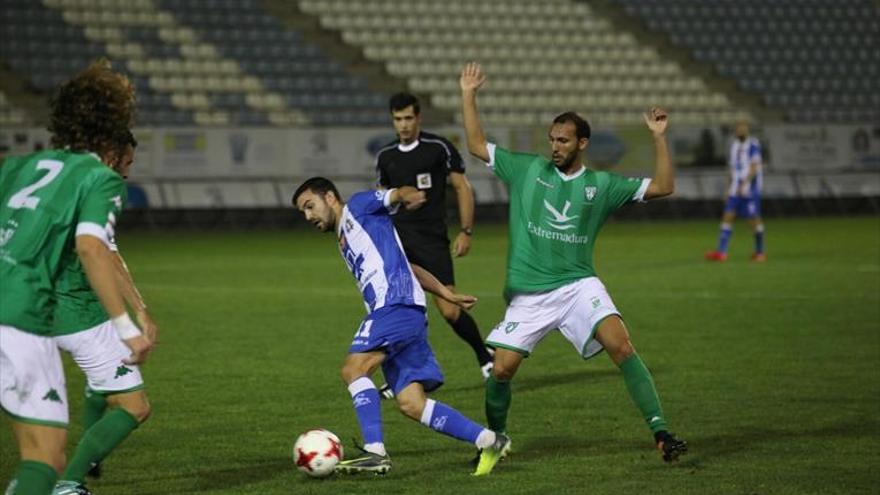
48, 58, 136, 156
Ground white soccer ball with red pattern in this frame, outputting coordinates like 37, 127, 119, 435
293, 429, 343, 478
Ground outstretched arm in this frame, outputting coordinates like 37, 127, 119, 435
389, 186, 426, 211
411, 263, 477, 310
643, 107, 675, 200
460, 62, 490, 162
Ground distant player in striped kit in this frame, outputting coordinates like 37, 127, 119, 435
293, 178, 510, 476
705, 121, 766, 262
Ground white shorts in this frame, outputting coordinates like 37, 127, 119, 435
55, 320, 144, 394
486, 277, 620, 359
0, 325, 68, 426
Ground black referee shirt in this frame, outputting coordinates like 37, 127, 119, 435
375, 131, 465, 235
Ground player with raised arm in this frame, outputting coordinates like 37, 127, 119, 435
293, 177, 510, 476
705, 121, 766, 262
52, 132, 159, 495
376, 93, 493, 385
0, 60, 151, 495
459, 62, 687, 467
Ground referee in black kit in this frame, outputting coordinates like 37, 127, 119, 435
376, 92, 494, 392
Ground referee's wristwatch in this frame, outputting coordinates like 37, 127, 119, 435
460, 227, 474, 236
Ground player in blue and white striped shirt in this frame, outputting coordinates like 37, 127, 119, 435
706, 122, 766, 262
292, 177, 510, 476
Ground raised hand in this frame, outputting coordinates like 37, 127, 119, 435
643, 107, 668, 137
460, 62, 486, 93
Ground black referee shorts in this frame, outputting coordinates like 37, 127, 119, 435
395, 227, 455, 286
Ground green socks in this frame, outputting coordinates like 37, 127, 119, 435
62, 408, 139, 483
81, 388, 108, 431
485, 375, 511, 433
619, 353, 667, 434
9, 460, 56, 495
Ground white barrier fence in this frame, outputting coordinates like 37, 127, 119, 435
2, 124, 878, 208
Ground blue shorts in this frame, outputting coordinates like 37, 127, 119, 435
349, 305, 444, 395
725, 195, 761, 218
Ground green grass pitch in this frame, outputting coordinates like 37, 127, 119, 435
2, 217, 878, 494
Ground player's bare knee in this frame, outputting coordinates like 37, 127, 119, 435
491, 362, 515, 381
107, 393, 151, 423
396, 396, 423, 421
340, 367, 357, 384
610, 339, 636, 364
125, 401, 152, 423
440, 304, 460, 323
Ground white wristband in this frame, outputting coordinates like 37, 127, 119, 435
112, 313, 142, 340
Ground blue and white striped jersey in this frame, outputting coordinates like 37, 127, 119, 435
337, 189, 426, 313
728, 137, 763, 196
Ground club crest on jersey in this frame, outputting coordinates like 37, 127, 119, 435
345, 218, 354, 233
0, 220, 19, 244
584, 186, 597, 201
416, 173, 432, 190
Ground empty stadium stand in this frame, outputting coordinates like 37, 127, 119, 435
0, 0, 389, 126
297, 0, 754, 126
610, 0, 880, 123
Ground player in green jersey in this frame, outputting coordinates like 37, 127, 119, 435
52, 133, 159, 495
459, 62, 687, 465
0, 60, 151, 495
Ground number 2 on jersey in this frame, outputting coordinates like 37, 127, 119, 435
7, 159, 65, 210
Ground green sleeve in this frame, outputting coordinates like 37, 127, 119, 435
603, 173, 648, 213
492, 145, 542, 186
77, 170, 126, 243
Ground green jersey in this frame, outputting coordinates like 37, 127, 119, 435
490, 144, 648, 296
0, 150, 125, 335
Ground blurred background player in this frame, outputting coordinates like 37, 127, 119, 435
705, 121, 766, 262
376, 93, 493, 386
292, 177, 510, 476
0, 60, 151, 495
459, 62, 687, 464
52, 131, 159, 495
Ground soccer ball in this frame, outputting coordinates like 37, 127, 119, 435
293, 429, 343, 478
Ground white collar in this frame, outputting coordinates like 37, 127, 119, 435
397, 139, 420, 152
554, 165, 586, 182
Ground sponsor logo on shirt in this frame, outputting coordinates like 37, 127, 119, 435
543, 200, 578, 231
527, 221, 589, 244
536, 177, 555, 189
